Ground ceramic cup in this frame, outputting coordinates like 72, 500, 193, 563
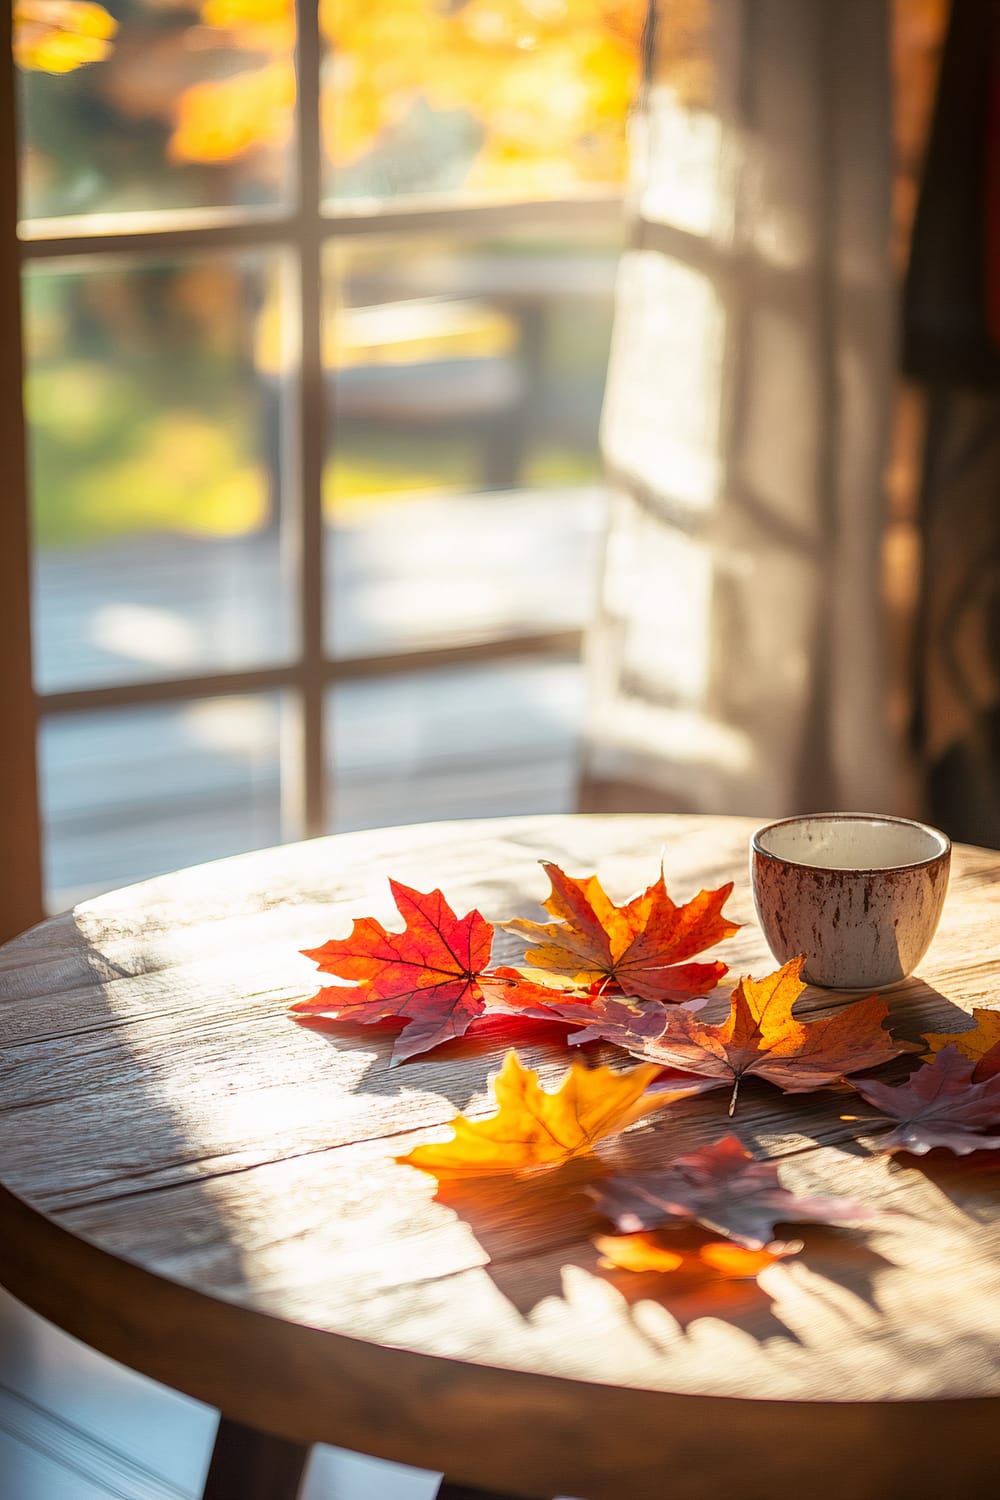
750, 812, 951, 990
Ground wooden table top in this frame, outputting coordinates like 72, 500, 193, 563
1, 814, 999, 1500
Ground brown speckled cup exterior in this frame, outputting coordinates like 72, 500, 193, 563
750, 813, 951, 990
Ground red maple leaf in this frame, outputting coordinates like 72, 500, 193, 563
849, 1045, 1000, 1155
292, 880, 495, 1065
590, 1134, 880, 1251
549, 958, 920, 1113
503, 862, 737, 1003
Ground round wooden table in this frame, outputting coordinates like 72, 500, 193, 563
1, 815, 999, 1500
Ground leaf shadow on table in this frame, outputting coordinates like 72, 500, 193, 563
430, 1160, 803, 1342
886, 1148, 1000, 1224
595, 1259, 786, 1336
871, 980, 979, 1047
292, 1010, 597, 1109
7, 919, 257, 1314
773, 1227, 895, 1313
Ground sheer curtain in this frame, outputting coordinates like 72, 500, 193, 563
581, 0, 898, 820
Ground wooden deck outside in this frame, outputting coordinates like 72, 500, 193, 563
34, 486, 604, 908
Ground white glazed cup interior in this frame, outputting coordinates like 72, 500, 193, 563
750, 813, 951, 989
753, 813, 949, 872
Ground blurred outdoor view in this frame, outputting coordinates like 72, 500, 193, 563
16, 0, 647, 907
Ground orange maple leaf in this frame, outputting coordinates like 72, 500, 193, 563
293, 880, 495, 1066
561, 957, 920, 1114
503, 861, 738, 1003
923, 1008, 1000, 1080
396, 1050, 707, 1176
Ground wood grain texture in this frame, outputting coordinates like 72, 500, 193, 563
1, 814, 999, 1500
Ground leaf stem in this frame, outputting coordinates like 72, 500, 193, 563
728, 1075, 740, 1116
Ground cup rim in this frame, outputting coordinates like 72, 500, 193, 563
750, 811, 951, 875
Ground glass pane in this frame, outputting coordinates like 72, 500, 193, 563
325, 230, 618, 658
40, 694, 286, 910
325, 0, 644, 203
26, 254, 295, 693
328, 655, 584, 831
16, 0, 294, 221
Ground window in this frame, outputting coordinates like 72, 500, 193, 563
14, 0, 637, 909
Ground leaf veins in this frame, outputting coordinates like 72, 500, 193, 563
292, 879, 494, 1065
554, 957, 921, 1114
503, 862, 738, 1003
850, 1045, 1000, 1155
395, 1049, 701, 1176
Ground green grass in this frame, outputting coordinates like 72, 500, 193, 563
28, 361, 601, 547
327, 434, 599, 515
27, 360, 268, 547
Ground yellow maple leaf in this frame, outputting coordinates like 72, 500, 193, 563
397, 1049, 677, 1176
924, 1009, 1000, 1066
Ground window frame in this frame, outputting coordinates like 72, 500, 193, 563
8, 11, 623, 916
1, 27, 42, 941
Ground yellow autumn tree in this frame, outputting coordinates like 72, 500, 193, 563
13, 0, 117, 73
169, 0, 647, 190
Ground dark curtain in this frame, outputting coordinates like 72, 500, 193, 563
905, 0, 1000, 848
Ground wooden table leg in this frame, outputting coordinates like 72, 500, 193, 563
437, 1482, 552, 1500
201, 1417, 310, 1500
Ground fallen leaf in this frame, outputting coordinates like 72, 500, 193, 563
503, 862, 737, 1002
590, 1134, 880, 1250
593, 1229, 790, 1278
924, 1008, 1000, 1080
505, 983, 698, 1041
480, 967, 712, 1042
478, 965, 596, 1013
396, 1050, 692, 1176
849, 1045, 1000, 1155
559, 958, 920, 1113
293, 880, 495, 1065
